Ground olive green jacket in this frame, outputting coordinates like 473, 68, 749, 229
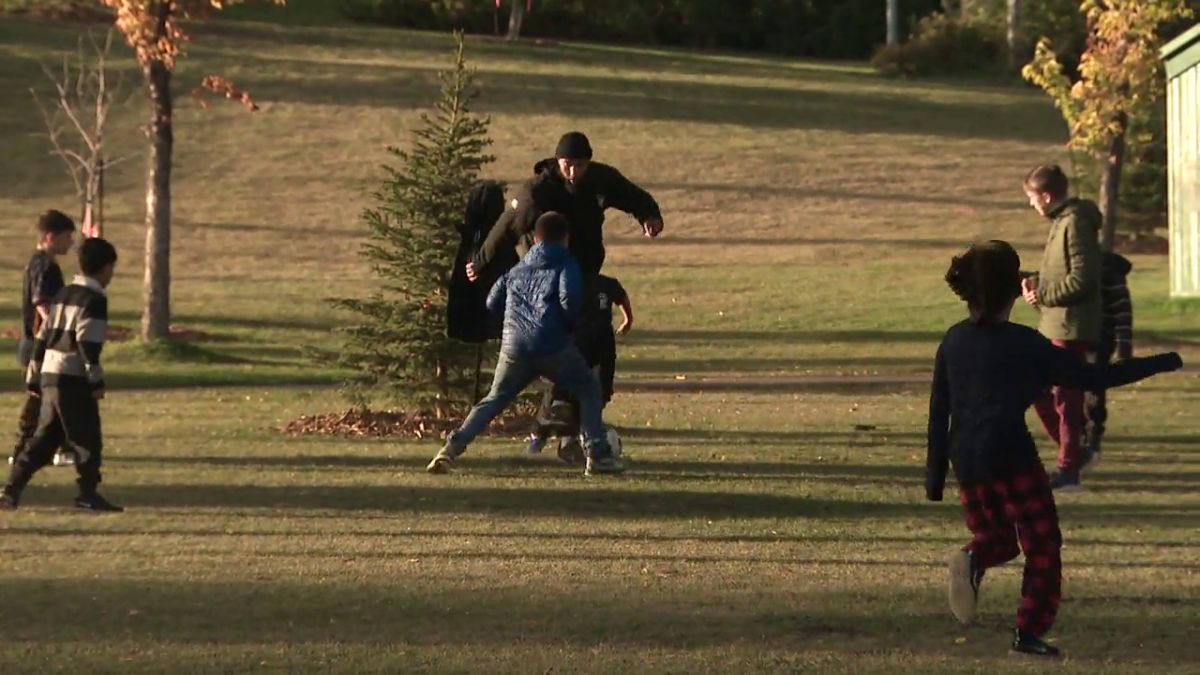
1033, 198, 1103, 342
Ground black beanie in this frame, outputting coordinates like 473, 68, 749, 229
555, 132, 593, 160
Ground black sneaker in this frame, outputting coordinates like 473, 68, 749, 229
1048, 470, 1082, 492
0, 488, 19, 511
1010, 630, 1062, 658
557, 436, 586, 466
1081, 446, 1101, 474
74, 493, 124, 513
948, 550, 984, 624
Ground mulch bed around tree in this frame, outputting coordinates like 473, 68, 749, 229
282, 402, 540, 440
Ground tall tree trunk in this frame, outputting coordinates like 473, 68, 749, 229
886, 0, 901, 45
1098, 113, 1128, 254
142, 58, 172, 341
506, 1, 525, 41
1006, 0, 1022, 70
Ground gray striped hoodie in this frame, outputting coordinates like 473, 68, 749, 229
26, 275, 107, 391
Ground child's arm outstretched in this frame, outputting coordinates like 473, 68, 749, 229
925, 344, 951, 502
1039, 337, 1181, 391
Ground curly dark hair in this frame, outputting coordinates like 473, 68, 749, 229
945, 240, 1022, 322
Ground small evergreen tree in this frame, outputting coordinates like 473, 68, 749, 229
333, 32, 494, 418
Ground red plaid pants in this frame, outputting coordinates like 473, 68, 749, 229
959, 464, 1062, 636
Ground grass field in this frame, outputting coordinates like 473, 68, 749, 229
0, 8, 1198, 672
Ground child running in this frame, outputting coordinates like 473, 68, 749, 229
925, 240, 1181, 658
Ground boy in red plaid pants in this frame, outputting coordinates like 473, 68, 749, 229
926, 241, 1182, 657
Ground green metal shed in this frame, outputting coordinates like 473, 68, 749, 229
1163, 24, 1200, 298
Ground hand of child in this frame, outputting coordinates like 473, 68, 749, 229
642, 218, 664, 238
617, 318, 632, 335
1021, 277, 1039, 306
465, 262, 478, 283
26, 385, 41, 399
93, 388, 106, 400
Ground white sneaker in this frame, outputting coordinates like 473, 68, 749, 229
52, 450, 78, 467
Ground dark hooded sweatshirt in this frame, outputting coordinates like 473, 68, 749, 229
925, 319, 1181, 500
471, 158, 662, 280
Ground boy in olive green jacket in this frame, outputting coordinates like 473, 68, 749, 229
1020, 165, 1102, 492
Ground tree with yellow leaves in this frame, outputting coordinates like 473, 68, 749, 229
1023, 0, 1193, 251
98, 0, 284, 341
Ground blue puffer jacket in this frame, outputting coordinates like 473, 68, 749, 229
487, 242, 582, 358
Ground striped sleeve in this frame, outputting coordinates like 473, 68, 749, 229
1103, 280, 1134, 358
75, 294, 108, 390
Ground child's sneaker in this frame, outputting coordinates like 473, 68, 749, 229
525, 433, 547, 455
1081, 446, 1101, 474
557, 437, 585, 465
52, 450, 78, 467
74, 492, 123, 513
0, 488, 19, 511
1009, 630, 1061, 658
426, 448, 459, 474
585, 454, 626, 476
1049, 470, 1082, 492
948, 550, 983, 624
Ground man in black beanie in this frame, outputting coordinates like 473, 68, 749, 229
467, 131, 663, 283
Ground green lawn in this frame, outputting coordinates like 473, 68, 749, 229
1, 377, 1197, 672
0, 11, 1197, 673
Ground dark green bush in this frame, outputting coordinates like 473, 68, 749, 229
871, 13, 1003, 78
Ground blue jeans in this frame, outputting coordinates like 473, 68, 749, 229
447, 346, 610, 458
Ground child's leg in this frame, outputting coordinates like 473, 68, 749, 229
6, 391, 66, 492
1032, 389, 1062, 446
1052, 383, 1087, 473
56, 385, 103, 497
959, 481, 1021, 569
540, 347, 609, 459
1003, 465, 1063, 637
12, 392, 40, 460
445, 353, 535, 453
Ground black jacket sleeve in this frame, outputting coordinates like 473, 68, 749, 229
925, 343, 951, 502
472, 183, 540, 272
1040, 338, 1181, 391
599, 167, 662, 225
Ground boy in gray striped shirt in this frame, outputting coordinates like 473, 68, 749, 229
2, 238, 121, 512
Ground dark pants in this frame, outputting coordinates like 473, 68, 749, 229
448, 346, 610, 459
7, 384, 104, 496
1033, 340, 1095, 473
959, 464, 1062, 637
1084, 345, 1113, 454
540, 331, 616, 438
13, 393, 40, 459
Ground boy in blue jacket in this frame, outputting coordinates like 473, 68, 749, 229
427, 212, 623, 477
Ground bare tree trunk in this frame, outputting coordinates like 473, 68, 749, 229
506, 1, 525, 41
1006, 0, 1022, 70
142, 58, 172, 341
1097, 113, 1127, 253
886, 0, 901, 45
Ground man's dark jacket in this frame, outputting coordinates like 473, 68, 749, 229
471, 158, 661, 279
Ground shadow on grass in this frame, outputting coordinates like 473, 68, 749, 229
0, 574, 1194, 664
13, 480, 1198, 528
11, 524, 1194, 552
